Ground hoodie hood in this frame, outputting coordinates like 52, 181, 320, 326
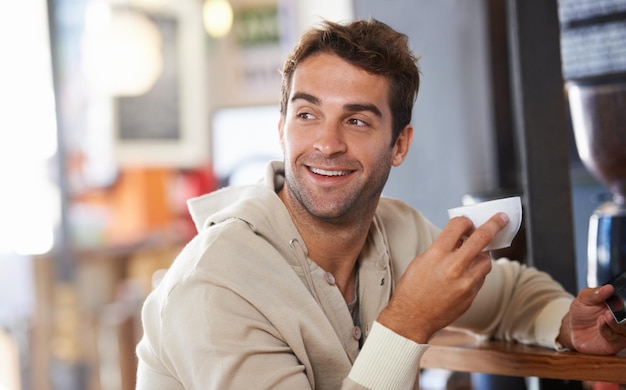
186, 161, 311, 274
187, 160, 287, 233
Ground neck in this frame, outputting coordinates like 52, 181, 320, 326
305, 223, 366, 302
279, 191, 373, 302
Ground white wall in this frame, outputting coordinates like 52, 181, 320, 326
354, 0, 497, 227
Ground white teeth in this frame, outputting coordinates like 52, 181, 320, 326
310, 167, 349, 176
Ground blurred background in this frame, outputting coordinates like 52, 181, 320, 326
1, 0, 624, 389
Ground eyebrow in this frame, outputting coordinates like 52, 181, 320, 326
291, 92, 320, 105
345, 103, 383, 118
291, 92, 383, 118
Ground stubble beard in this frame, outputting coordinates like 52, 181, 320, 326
283, 160, 391, 226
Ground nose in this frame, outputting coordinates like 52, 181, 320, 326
313, 121, 347, 156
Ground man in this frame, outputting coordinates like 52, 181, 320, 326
136, 19, 626, 389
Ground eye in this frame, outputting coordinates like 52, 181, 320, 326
297, 112, 315, 120
347, 117, 369, 127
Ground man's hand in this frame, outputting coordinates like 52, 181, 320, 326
558, 285, 626, 355
377, 212, 510, 344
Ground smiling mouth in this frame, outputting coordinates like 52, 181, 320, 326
309, 167, 352, 177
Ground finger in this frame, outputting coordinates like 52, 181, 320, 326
579, 285, 614, 305
458, 212, 509, 256
601, 311, 626, 340
436, 216, 475, 251
467, 252, 493, 276
602, 309, 615, 326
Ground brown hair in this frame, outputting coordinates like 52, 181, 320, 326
280, 19, 420, 144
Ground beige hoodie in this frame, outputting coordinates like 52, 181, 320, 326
135, 161, 573, 389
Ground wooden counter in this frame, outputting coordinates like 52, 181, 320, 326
421, 330, 626, 383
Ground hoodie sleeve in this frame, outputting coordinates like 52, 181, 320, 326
377, 198, 573, 350
347, 321, 427, 389
450, 258, 574, 349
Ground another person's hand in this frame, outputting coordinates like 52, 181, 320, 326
558, 285, 626, 355
378, 213, 509, 344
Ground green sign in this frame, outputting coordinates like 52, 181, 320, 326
235, 6, 280, 46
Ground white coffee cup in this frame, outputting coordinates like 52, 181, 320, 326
447, 196, 522, 251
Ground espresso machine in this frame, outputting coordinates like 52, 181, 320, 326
567, 77, 626, 287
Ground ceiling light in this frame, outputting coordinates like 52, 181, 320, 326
203, 0, 233, 38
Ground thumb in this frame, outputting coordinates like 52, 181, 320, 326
583, 285, 614, 305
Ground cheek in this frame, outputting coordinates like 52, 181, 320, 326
281, 128, 307, 156
367, 146, 395, 170
280, 133, 300, 163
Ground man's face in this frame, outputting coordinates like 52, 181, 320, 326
278, 53, 412, 224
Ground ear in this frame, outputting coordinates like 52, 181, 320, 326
391, 124, 413, 167
278, 117, 285, 153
